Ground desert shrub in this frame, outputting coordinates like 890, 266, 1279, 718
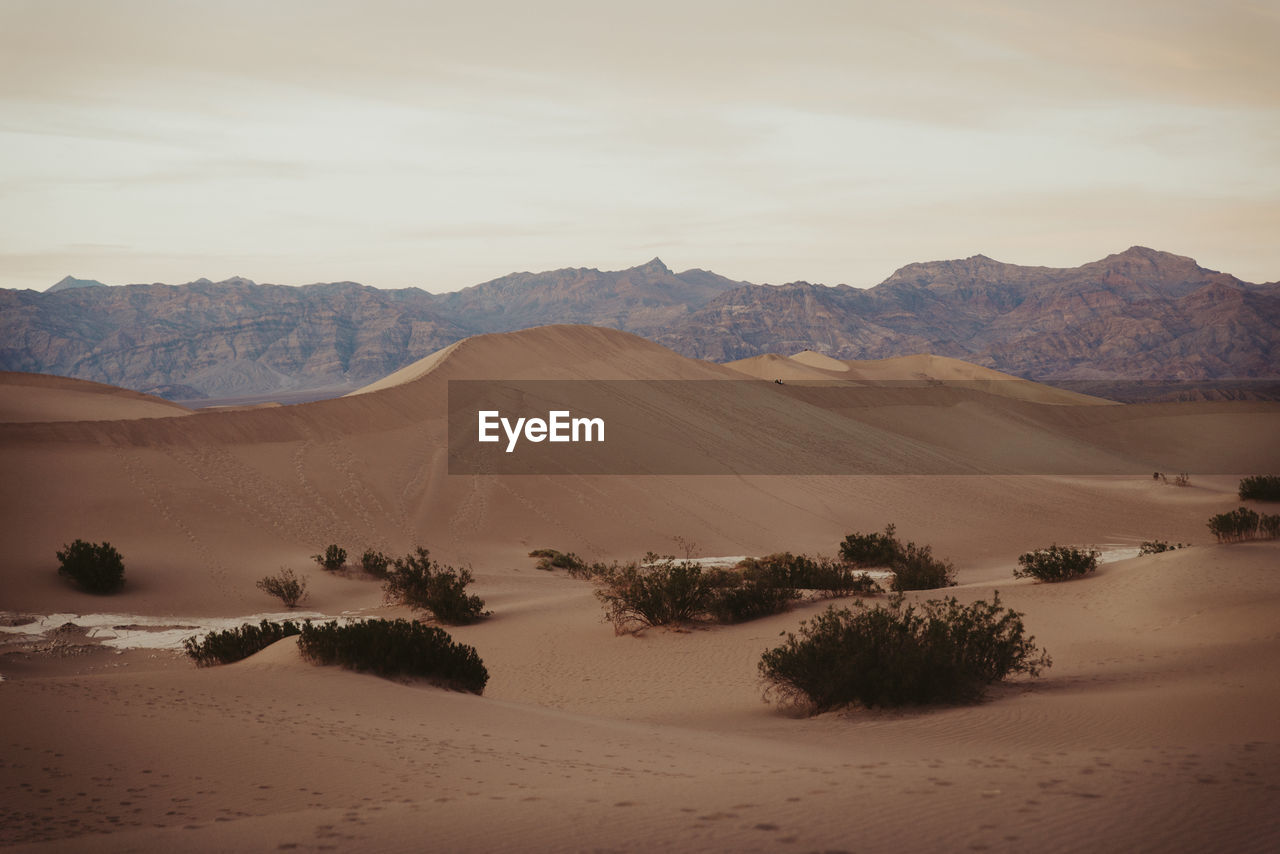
739, 553, 878, 597
1138, 540, 1185, 556
1207, 506, 1260, 543
1207, 507, 1280, 543
56, 539, 125, 594
1238, 475, 1280, 502
256, 567, 308, 607
383, 548, 489, 624
890, 542, 956, 591
595, 556, 712, 632
1014, 545, 1099, 582
298, 619, 488, 694
1172, 472, 1191, 487
313, 544, 347, 572
839, 525, 903, 567
759, 593, 1050, 712
527, 548, 612, 579
183, 619, 303, 667
360, 549, 391, 578
706, 579, 800, 623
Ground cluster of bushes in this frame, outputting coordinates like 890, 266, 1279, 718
736, 552, 881, 599
256, 567, 308, 607
1013, 545, 1099, 582
840, 524, 956, 591
56, 539, 126, 594
183, 619, 303, 667
1138, 540, 1186, 556
1208, 507, 1280, 543
310, 544, 393, 578
183, 618, 488, 694
298, 619, 488, 694
528, 548, 610, 579
1152, 472, 1191, 487
313, 544, 347, 572
584, 551, 883, 633
758, 593, 1050, 712
1238, 475, 1280, 502
383, 548, 489, 624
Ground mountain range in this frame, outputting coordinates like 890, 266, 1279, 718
1, 247, 1276, 401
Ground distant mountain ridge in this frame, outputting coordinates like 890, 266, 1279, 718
1, 246, 1276, 400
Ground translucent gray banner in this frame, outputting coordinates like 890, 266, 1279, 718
446, 379, 1278, 475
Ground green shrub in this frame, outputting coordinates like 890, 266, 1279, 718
360, 549, 391, 578
1207, 507, 1280, 543
1014, 545, 1099, 582
56, 539, 126, 594
1138, 540, 1185, 556
256, 567, 308, 607
298, 619, 488, 694
595, 556, 711, 633
313, 544, 347, 572
839, 525, 902, 567
759, 593, 1050, 712
706, 579, 800, 623
183, 619, 303, 667
383, 548, 489, 624
889, 542, 956, 592
1238, 475, 1280, 502
739, 553, 880, 598
527, 548, 611, 579
1208, 506, 1260, 543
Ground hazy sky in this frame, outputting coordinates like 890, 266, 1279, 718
1, 0, 1277, 292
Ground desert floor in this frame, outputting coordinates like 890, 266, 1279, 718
3, 328, 1278, 852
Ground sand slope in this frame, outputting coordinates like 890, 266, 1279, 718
0, 372, 191, 423
2, 324, 1279, 851
2, 542, 1277, 852
1, 325, 1278, 615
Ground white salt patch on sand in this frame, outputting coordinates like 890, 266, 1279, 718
0, 611, 367, 651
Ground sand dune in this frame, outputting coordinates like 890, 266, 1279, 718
727, 351, 1113, 406
2, 324, 1279, 851
0, 372, 191, 423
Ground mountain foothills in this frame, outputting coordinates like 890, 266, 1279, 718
1, 247, 1275, 400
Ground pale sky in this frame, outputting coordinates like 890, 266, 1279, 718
1, 0, 1277, 292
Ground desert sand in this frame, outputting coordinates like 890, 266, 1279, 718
2, 325, 1279, 852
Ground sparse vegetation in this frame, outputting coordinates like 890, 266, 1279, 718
527, 548, 611, 579
360, 549, 391, 578
839, 524, 902, 568
256, 567, 308, 607
705, 575, 801, 624
889, 542, 957, 592
1138, 540, 1186, 556
1207, 506, 1280, 543
56, 539, 126, 594
837, 525, 956, 592
595, 555, 712, 633
1153, 471, 1192, 487
298, 619, 488, 694
738, 553, 881, 598
1238, 475, 1280, 502
313, 544, 347, 572
383, 548, 489, 624
183, 619, 303, 667
1013, 545, 1100, 582
759, 593, 1050, 712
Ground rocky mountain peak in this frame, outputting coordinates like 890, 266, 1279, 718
46, 275, 107, 293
